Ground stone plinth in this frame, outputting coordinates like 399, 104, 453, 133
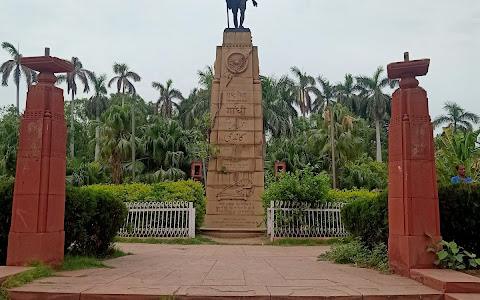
203, 29, 265, 237
387, 54, 442, 276
7, 53, 72, 266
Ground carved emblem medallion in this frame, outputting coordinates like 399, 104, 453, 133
227, 52, 248, 74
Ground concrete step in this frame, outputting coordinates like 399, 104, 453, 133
411, 269, 480, 293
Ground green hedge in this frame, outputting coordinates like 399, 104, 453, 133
438, 183, 480, 255
85, 180, 206, 229
327, 188, 380, 203
0, 180, 127, 265
341, 191, 389, 247
65, 186, 127, 257
0, 177, 14, 265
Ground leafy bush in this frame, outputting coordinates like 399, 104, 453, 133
341, 190, 389, 247
438, 183, 480, 254
327, 188, 379, 203
428, 240, 480, 270
340, 156, 388, 190
0, 177, 14, 265
64, 186, 127, 257
151, 180, 206, 229
262, 169, 330, 210
318, 239, 390, 273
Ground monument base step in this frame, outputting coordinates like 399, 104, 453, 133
200, 227, 265, 238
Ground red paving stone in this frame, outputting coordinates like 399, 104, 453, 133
411, 269, 480, 293
8, 243, 445, 299
445, 294, 480, 300
0, 266, 31, 284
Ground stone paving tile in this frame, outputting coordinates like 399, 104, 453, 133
0, 266, 32, 286
445, 294, 480, 300
7, 243, 446, 299
267, 285, 363, 299
9, 283, 95, 298
354, 285, 444, 300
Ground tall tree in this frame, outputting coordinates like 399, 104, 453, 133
290, 66, 319, 117
355, 66, 397, 162
98, 105, 132, 184
261, 75, 296, 139
57, 57, 93, 158
152, 79, 184, 118
335, 74, 363, 117
85, 74, 109, 162
108, 63, 141, 107
433, 101, 480, 132
0, 42, 36, 114
108, 63, 141, 181
179, 66, 213, 128
315, 76, 338, 188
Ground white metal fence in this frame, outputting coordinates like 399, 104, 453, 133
118, 201, 196, 238
267, 201, 348, 241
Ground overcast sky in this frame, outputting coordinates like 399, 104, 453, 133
1, 0, 479, 126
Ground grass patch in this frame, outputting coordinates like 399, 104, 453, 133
115, 236, 223, 245
318, 239, 391, 274
59, 255, 112, 272
267, 236, 352, 246
0, 262, 54, 299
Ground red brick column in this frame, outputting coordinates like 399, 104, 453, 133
387, 53, 442, 276
7, 50, 72, 266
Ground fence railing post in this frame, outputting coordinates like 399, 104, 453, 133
188, 202, 195, 238
270, 201, 275, 241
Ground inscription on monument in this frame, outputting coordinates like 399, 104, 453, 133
226, 105, 247, 115
215, 201, 256, 215
224, 91, 248, 103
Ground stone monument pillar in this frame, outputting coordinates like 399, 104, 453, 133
387, 53, 442, 276
7, 49, 72, 266
203, 29, 265, 237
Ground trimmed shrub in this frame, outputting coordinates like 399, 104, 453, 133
262, 169, 330, 210
341, 190, 389, 247
327, 188, 380, 203
64, 186, 127, 257
438, 183, 480, 255
0, 177, 14, 265
85, 183, 152, 202
86, 180, 207, 229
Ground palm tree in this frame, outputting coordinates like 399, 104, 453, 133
261, 75, 297, 139
314, 76, 338, 188
108, 63, 141, 107
290, 66, 319, 117
355, 66, 398, 162
108, 63, 141, 181
335, 74, 362, 116
98, 105, 132, 184
0, 42, 36, 114
152, 79, 184, 118
179, 66, 213, 128
85, 73, 109, 162
433, 102, 480, 132
139, 119, 189, 181
57, 57, 93, 158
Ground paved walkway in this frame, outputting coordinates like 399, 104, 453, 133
9, 243, 444, 299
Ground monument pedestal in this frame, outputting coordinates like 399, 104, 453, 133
7, 52, 72, 266
387, 55, 442, 276
202, 29, 265, 238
